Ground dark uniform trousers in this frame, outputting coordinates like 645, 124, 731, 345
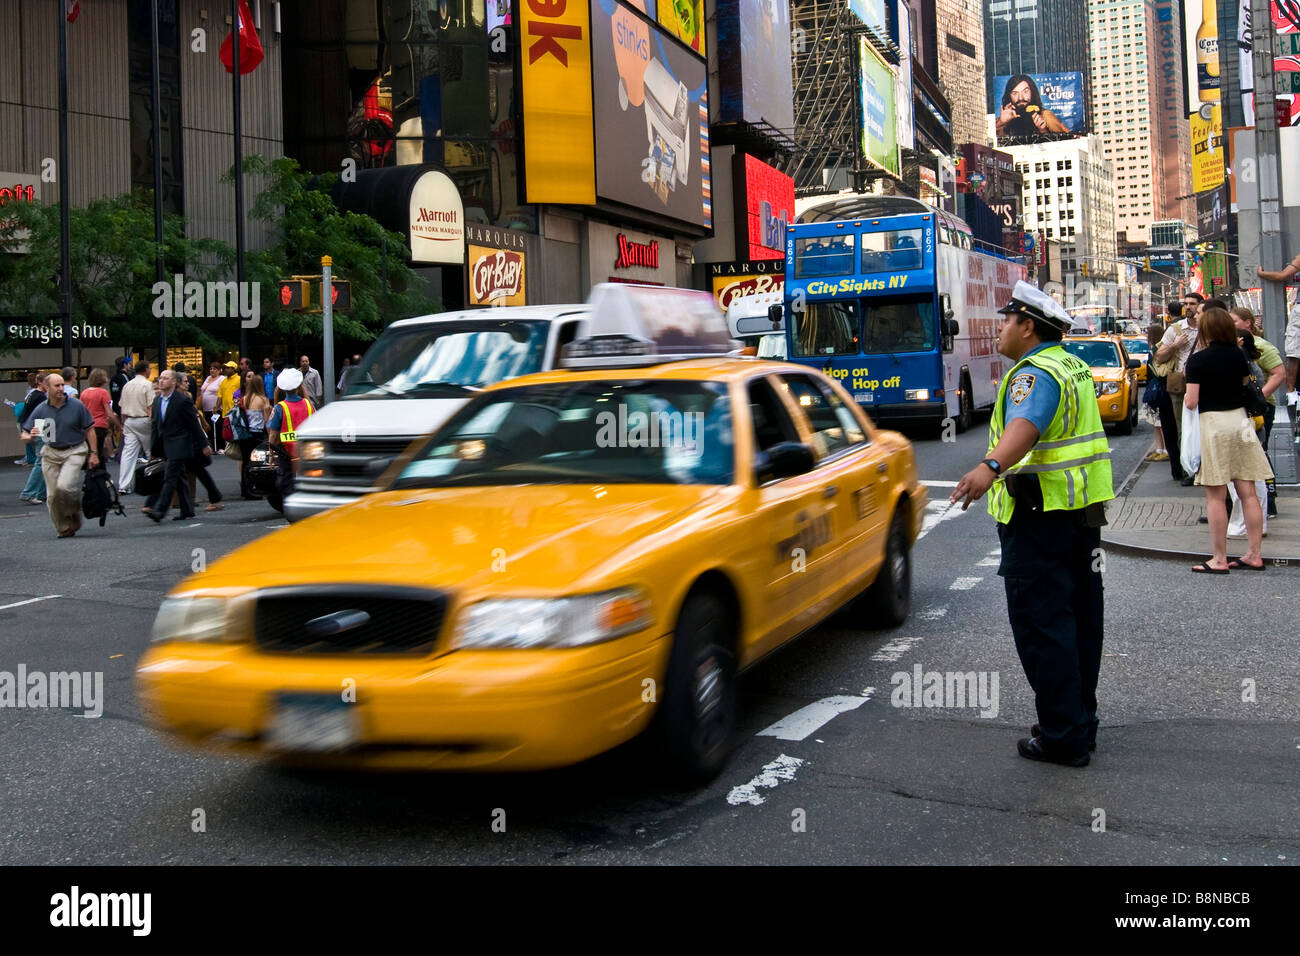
996, 477, 1104, 758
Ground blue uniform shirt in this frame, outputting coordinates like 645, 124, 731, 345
1003, 343, 1063, 437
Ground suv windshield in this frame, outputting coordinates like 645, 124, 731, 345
393, 381, 734, 488
1062, 340, 1121, 368
342, 320, 549, 398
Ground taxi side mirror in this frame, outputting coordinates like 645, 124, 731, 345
768, 304, 784, 327
756, 441, 815, 483
1126, 358, 1142, 370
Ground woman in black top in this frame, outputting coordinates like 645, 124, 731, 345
1184, 308, 1273, 572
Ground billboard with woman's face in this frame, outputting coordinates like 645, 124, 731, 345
992, 73, 1087, 143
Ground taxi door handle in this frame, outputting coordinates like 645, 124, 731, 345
823, 485, 838, 499
876, 462, 889, 475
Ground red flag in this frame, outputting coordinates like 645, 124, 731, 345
65, 0, 80, 22
219, 0, 264, 75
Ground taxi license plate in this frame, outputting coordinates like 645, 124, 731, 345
266, 694, 359, 752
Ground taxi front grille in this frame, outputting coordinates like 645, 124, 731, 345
254, 588, 446, 655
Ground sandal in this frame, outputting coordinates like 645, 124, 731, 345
205, 502, 224, 512
1191, 563, 1230, 574
1228, 557, 1266, 571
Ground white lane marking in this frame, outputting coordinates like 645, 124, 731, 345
726, 754, 805, 806
917, 606, 948, 621
975, 556, 1000, 567
917, 499, 968, 541
757, 695, 870, 741
921, 479, 959, 487
949, 577, 983, 590
0, 595, 61, 612
871, 635, 923, 662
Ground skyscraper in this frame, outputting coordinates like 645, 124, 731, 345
934, 0, 989, 147
1087, 0, 1191, 246
984, 0, 1091, 111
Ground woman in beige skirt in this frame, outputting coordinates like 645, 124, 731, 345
1184, 308, 1274, 572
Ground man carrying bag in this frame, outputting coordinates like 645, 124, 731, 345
1153, 294, 1202, 485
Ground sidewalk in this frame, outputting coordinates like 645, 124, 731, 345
1103, 411, 1300, 562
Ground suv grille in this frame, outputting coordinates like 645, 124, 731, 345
254, 588, 447, 655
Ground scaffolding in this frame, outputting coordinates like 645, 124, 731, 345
783, 1, 902, 195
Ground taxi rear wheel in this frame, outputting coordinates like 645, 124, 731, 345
862, 509, 911, 628
653, 591, 737, 784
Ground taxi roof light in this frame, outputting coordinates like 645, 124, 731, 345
560, 283, 738, 369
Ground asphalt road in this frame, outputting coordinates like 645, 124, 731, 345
0, 416, 1296, 865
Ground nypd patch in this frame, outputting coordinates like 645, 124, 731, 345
1009, 372, 1036, 406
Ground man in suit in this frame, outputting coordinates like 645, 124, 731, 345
145, 369, 212, 523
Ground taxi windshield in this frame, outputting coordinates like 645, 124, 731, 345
1062, 340, 1122, 368
342, 320, 549, 398
1123, 339, 1150, 355
393, 380, 734, 488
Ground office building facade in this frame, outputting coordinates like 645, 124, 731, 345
1010, 136, 1117, 281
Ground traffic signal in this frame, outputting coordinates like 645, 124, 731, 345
278, 279, 309, 311
1080, 262, 1089, 278
328, 280, 351, 311
1143, 256, 1152, 271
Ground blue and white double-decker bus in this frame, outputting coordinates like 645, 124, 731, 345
779, 195, 1027, 432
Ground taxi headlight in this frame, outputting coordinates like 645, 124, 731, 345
249, 446, 271, 465
455, 588, 652, 649
150, 596, 234, 643
1099, 382, 1120, 395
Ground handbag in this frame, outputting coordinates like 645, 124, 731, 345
1243, 365, 1269, 417
221, 415, 234, 442
223, 441, 243, 460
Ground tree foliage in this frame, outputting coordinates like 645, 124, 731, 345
0, 155, 438, 358
0, 190, 234, 353
234, 155, 439, 344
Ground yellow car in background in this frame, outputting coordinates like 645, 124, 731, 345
1120, 336, 1152, 386
137, 285, 926, 783
1061, 335, 1142, 435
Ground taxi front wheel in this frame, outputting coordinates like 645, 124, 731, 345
652, 591, 737, 785
861, 509, 911, 628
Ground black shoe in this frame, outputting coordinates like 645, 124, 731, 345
1032, 723, 1096, 751
147, 512, 164, 524
1018, 736, 1089, 767
1267, 495, 1278, 518
1197, 516, 1208, 524
1181, 476, 1196, 486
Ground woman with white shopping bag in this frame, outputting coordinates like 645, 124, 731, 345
1183, 308, 1274, 573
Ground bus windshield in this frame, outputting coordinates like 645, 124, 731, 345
794, 236, 856, 277
862, 294, 936, 353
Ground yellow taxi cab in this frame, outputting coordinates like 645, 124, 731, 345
136, 284, 927, 783
1120, 335, 1151, 385
1060, 334, 1141, 435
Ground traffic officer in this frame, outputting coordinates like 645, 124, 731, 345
950, 281, 1114, 768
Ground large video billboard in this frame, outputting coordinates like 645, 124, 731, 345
859, 40, 899, 176
592, 0, 711, 228
716, 0, 795, 135
519, 0, 595, 203
992, 73, 1087, 142
1183, 0, 1219, 119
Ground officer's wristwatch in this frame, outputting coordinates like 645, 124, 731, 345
980, 458, 1002, 476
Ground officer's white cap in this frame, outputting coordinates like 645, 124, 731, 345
277, 368, 304, 392
997, 280, 1073, 331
